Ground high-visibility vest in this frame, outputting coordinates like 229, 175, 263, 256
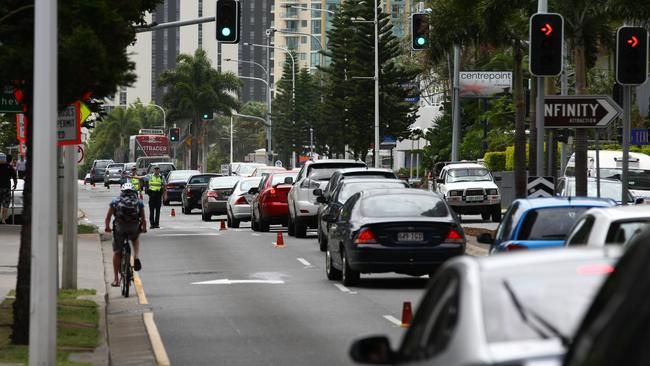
131, 177, 140, 190
149, 175, 163, 192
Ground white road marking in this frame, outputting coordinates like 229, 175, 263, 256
251, 233, 261, 237
334, 283, 357, 295
192, 279, 285, 285
297, 258, 312, 267
156, 233, 221, 237
383, 315, 402, 327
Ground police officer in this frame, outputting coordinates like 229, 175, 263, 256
147, 165, 165, 228
129, 166, 142, 193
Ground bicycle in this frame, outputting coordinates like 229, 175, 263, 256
119, 237, 133, 298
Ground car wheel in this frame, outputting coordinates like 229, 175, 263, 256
251, 212, 260, 231
287, 215, 295, 236
318, 228, 328, 252
201, 210, 211, 221
295, 217, 307, 238
183, 205, 191, 214
481, 211, 490, 220
259, 214, 270, 232
230, 215, 240, 229
325, 249, 342, 280
491, 205, 502, 223
342, 249, 360, 286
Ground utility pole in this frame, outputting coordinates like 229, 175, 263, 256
451, 45, 461, 162
62, 145, 78, 289
373, 0, 380, 168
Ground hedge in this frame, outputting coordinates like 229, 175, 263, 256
483, 151, 506, 172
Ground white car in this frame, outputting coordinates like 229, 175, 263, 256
226, 176, 262, 228
564, 205, 650, 248
435, 162, 501, 222
234, 163, 266, 177
288, 159, 366, 238
7, 179, 24, 218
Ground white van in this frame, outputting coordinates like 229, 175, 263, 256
564, 150, 650, 198
135, 156, 172, 175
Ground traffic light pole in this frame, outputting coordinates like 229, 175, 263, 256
451, 45, 460, 162
536, 0, 547, 176
622, 85, 631, 204
373, 0, 380, 168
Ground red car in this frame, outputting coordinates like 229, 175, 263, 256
251, 172, 298, 232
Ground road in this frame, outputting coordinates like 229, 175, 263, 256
80, 183, 441, 365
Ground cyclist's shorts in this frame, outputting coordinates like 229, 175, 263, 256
113, 222, 141, 252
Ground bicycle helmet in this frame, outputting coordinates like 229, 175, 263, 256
121, 182, 135, 191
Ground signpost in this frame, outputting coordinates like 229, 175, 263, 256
527, 176, 555, 198
543, 95, 622, 129
57, 102, 81, 146
459, 71, 513, 98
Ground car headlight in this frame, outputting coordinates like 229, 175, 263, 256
448, 190, 463, 197
486, 189, 499, 195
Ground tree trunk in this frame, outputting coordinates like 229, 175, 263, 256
190, 118, 199, 170
12, 93, 33, 345
574, 43, 588, 196
529, 78, 537, 176
513, 47, 527, 198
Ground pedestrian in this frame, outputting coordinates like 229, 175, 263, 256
0, 153, 18, 224
16, 156, 26, 179
146, 165, 165, 228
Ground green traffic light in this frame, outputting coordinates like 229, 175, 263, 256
221, 27, 231, 37
417, 37, 426, 46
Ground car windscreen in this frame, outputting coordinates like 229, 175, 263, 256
168, 171, 199, 182
339, 181, 407, 203
482, 259, 613, 343
95, 161, 111, 168
308, 163, 366, 181
189, 175, 218, 185
209, 177, 240, 189
597, 168, 650, 191
107, 164, 124, 170
270, 173, 298, 186
360, 194, 448, 217
239, 178, 263, 192
517, 207, 591, 240
446, 168, 492, 183
238, 165, 261, 175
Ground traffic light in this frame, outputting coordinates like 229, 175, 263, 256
411, 13, 429, 50
216, 0, 240, 43
201, 110, 213, 120
169, 127, 180, 142
529, 13, 564, 76
616, 26, 648, 85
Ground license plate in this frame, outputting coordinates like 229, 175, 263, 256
466, 195, 483, 202
398, 232, 423, 242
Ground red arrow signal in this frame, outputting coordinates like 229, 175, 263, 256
627, 35, 639, 48
541, 23, 553, 36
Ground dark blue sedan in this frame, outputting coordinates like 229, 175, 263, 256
478, 197, 616, 253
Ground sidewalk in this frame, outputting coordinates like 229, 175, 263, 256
0, 226, 159, 365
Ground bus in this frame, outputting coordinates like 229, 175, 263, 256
128, 129, 169, 163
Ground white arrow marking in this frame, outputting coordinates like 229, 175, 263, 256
192, 279, 285, 285
597, 99, 621, 126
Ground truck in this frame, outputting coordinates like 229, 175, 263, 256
128, 129, 170, 163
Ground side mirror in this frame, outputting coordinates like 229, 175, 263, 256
313, 188, 323, 197
349, 336, 395, 365
284, 177, 294, 185
477, 233, 494, 245
317, 196, 327, 204
248, 187, 259, 195
635, 197, 645, 205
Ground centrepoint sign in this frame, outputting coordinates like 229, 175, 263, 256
459, 72, 512, 98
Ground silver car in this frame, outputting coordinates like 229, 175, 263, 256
226, 176, 263, 228
565, 205, 650, 248
103, 163, 126, 187
7, 179, 24, 219
350, 247, 621, 366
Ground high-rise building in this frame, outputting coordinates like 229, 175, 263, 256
238, 2, 273, 103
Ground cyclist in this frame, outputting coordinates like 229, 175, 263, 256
104, 182, 147, 287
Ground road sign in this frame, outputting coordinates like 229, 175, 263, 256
544, 95, 622, 129
15, 114, 26, 142
0, 86, 22, 113
527, 176, 555, 198
221, 164, 230, 175
76, 145, 85, 165
274, 160, 283, 167
630, 129, 650, 145
57, 102, 81, 146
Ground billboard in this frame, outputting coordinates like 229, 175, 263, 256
459, 72, 512, 98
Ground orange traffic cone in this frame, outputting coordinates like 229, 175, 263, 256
170, 208, 176, 217
274, 232, 285, 248
401, 302, 413, 328
220, 219, 227, 231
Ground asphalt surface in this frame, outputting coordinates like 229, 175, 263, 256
78, 182, 494, 365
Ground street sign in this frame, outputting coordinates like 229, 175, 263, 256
630, 129, 650, 145
57, 102, 81, 146
0, 86, 22, 113
527, 176, 555, 198
459, 72, 512, 98
15, 114, 26, 142
544, 95, 622, 129
274, 160, 283, 167
221, 164, 230, 175
76, 145, 85, 165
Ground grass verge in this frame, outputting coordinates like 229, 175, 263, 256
0, 289, 99, 366
57, 224, 98, 235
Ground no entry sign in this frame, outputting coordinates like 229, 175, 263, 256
544, 95, 622, 129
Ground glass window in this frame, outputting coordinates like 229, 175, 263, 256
168, 171, 199, 182
517, 207, 591, 241
189, 175, 219, 185
566, 215, 596, 246
446, 168, 492, 183
239, 178, 262, 192
311, 19, 322, 34
495, 202, 519, 241
209, 177, 240, 189
286, 36, 299, 49
301, 20, 308, 28
270, 173, 298, 186
605, 220, 650, 245
306, 162, 366, 179
361, 194, 448, 218
338, 181, 407, 203
95, 161, 112, 168
310, 53, 321, 67
310, 3, 322, 18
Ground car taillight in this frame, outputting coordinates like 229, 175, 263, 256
445, 228, 465, 243
234, 196, 247, 205
207, 191, 218, 198
576, 264, 614, 275
506, 243, 528, 251
354, 228, 377, 245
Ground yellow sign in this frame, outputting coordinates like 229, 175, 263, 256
79, 102, 91, 123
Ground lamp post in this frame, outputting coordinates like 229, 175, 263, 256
225, 58, 268, 78
149, 103, 166, 130
283, 4, 336, 15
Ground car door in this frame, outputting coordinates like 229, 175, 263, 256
329, 194, 360, 263
321, 186, 345, 237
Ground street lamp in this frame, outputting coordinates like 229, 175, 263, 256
136, 102, 166, 130
283, 4, 336, 15
225, 58, 268, 78
230, 112, 270, 165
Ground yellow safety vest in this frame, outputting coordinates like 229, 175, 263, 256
131, 177, 140, 190
149, 175, 163, 192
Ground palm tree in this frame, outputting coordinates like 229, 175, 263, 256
101, 106, 140, 162
159, 49, 241, 170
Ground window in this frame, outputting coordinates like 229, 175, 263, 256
495, 202, 519, 241
301, 36, 308, 44
566, 215, 596, 246
605, 220, 650, 245
286, 36, 299, 49
301, 20, 308, 28
310, 3, 322, 18
311, 19, 321, 34
286, 20, 298, 31
310, 53, 321, 67
517, 207, 591, 241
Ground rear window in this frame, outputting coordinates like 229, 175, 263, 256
343, 171, 396, 179
107, 164, 124, 169
95, 161, 111, 168
339, 181, 407, 203
270, 173, 298, 186
482, 259, 613, 343
308, 163, 366, 181
360, 194, 448, 218
189, 175, 219, 184
240, 178, 263, 192
168, 171, 199, 181
517, 207, 590, 240
209, 177, 240, 189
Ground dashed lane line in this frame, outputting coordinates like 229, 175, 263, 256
334, 283, 357, 295
383, 315, 402, 327
297, 258, 312, 267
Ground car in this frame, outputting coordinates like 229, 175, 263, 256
250, 172, 298, 232
321, 167, 398, 201
478, 197, 617, 253
89, 159, 114, 183
563, 228, 649, 366
234, 163, 266, 177
315, 178, 409, 251
323, 189, 465, 285
250, 166, 288, 177
226, 176, 263, 228
556, 176, 640, 204
135, 155, 171, 175
349, 247, 621, 366
200, 176, 241, 221
435, 162, 501, 222
564, 205, 650, 248
181, 173, 221, 214
103, 163, 126, 187
163, 170, 200, 205
7, 179, 24, 219
145, 162, 176, 179
288, 159, 366, 238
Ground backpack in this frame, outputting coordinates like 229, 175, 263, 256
114, 192, 140, 224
